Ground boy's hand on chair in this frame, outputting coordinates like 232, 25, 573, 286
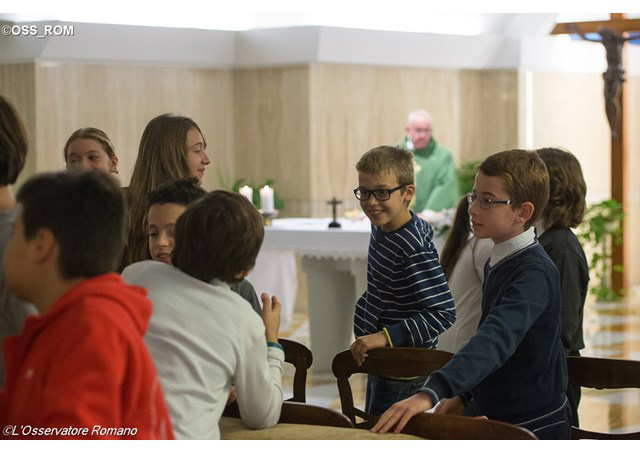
349, 331, 388, 366
371, 392, 433, 434
261, 293, 281, 343
434, 396, 464, 416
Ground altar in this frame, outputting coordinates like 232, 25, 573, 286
247, 217, 446, 373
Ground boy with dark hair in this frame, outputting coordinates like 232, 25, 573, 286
351, 145, 455, 416
122, 190, 283, 439
145, 178, 261, 314
0, 171, 173, 439
0, 95, 37, 388
373, 149, 571, 440
535, 147, 589, 426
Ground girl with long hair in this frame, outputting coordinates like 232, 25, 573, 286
120, 113, 211, 269
437, 195, 492, 353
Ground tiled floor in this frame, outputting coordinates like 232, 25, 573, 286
280, 292, 640, 433
579, 295, 640, 434
279, 312, 366, 411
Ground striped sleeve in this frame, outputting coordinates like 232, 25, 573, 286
384, 247, 456, 347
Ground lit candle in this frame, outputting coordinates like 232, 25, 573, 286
239, 185, 253, 204
260, 185, 275, 213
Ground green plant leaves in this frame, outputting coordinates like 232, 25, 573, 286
458, 159, 482, 196
577, 198, 624, 301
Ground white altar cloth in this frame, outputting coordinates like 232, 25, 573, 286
246, 218, 370, 372
258, 217, 371, 258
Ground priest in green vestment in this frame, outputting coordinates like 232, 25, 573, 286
399, 109, 459, 212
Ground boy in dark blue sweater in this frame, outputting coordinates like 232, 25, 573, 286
372, 149, 570, 439
351, 146, 455, 416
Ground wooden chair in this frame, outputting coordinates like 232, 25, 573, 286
279, 338, 313, 403
331, 347, 453, 427
567, 356, 640, 439
331, 347, 535, 439
279, 401, 353, 428
223, 337, 312, 419
400, 412, 537, 440
224, 401, 353, 428
332, 348, 537, 440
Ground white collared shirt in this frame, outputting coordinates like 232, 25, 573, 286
489, 228, 536, 267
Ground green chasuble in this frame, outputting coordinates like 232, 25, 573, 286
399, 137, 459, 212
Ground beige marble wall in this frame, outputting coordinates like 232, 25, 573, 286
2, 60, 638, 287
0, 64, 37, 188
308, 63, 461, 216
530, 71, 640, 292
1, 61, 519, 219
306, 64, 519, 217
232, 64, 519, 218
458, 70, 519, 161
530, 72, 611, 202
626, 76, 640, 288
233, 66, 311, 216
32, 62, 234, 190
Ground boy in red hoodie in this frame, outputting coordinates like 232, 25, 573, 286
0, 170, 173, 439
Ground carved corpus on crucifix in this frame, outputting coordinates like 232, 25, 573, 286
551, 14, 640, 295
566, 24, 636, 140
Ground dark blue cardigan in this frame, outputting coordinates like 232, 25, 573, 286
419, 240, 568, 424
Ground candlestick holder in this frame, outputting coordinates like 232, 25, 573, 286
259, 209, 279, 226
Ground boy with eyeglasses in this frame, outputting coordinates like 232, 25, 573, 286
350, 145, 455, 416
372, 149, 571, 440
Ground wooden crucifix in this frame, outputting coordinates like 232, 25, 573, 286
327, 197, 342, 228
552, 14, 640, 296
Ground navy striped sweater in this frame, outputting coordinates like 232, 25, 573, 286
354, 213, 455, 348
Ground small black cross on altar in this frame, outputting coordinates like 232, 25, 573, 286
327, 197, 342, 228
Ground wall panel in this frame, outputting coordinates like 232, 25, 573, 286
2, 59, 637, 289
309, 63, 461, 216
458, 69, 519, 162
233, 66, 311, 216
626, 76, 640, 288
531, 71, 640, 292
530, 72, 611, 202
33, 63, 234, 189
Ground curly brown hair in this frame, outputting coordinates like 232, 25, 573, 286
535, 147, 586, 229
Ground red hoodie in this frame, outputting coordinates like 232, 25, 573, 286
0, 274, 174, 439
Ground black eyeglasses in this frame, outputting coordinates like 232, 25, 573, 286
467, 192, 512, 209
354, 185, 406, 201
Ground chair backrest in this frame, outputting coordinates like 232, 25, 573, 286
224, 400, 353, 428
331, 347, 453, 426
279, 338, 313, 403
403, 412, 537, 440
567, 356, 640, 439
278, 401, 353, 428
223, 337, 312, 419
